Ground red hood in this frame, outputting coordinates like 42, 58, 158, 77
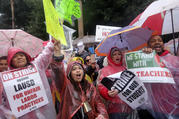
66, 61, 84, 80
159, 50, 170, 56
7, 47, 32, 69
107, 47, 123, 67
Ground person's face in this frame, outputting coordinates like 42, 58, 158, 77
76, 59, 82, 64
148, 36, 164, 55
111, 51, 122, 64
71, 64, 84, 82
85, 56, 91, 66
0, 59, 8, 72
12, 53, 27, 68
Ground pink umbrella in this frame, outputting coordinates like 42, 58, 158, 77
130, 0, 179, 55
0, 29, 43, 57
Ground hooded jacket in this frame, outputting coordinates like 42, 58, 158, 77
0, 42, 56, 119
144, 50, 179, 118
70, 57, 92, 83
97, 47, 132, 114
56, 61, 108, 119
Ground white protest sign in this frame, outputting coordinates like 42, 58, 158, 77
61, 25, 75, 51
107, 70, 148, 109
1, 65, 49, 118
125, 51, 175, 83
95, 25, 121, 42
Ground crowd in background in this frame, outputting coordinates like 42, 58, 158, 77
0, 34, 178, 119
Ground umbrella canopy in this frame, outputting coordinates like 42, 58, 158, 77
130, 0, 179, 35
0, 29, 43, 57
165, 39, 179, 55
95, 26, 153, 56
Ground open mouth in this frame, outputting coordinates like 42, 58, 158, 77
76, 74, 82, 78
154, 45, 162, 51
115, 58, 120, 62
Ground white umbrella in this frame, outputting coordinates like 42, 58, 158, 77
139, 0, 179, 20
130, 0, 179, 55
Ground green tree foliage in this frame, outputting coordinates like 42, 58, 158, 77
82, 0, 155, 34
0, 0, 12, 28
0, 0, 32, 29
0, 0, 155, 38
25, 0, 48, 40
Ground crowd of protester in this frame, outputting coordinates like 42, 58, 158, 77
0, 34, 178, 119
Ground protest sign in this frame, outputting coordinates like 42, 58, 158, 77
55, 0, 81, 24
1, 65, 49, 118
101, 70, 148, 109
43, 0, 67, 45
95, 25, 121, 42
125, 51, 175, 83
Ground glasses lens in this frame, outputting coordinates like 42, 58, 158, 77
86, 59, 91, 62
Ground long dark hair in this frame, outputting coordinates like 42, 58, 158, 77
69, 63, 90, 93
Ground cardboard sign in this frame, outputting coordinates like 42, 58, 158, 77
125, 51, 175, 83
102, 70, 148, 109
1, 65, 49, 118
95, 25, 121, 42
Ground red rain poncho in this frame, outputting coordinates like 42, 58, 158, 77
55, 61, 108, 119
97, 48, 132, 115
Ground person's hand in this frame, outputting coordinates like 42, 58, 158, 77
108, 89, 118, 97
54, 40, 61, 57
95, 114, 104, 119
142, 48, 153, 54
91, 62, 96, 69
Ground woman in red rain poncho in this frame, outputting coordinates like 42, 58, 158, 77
57, 61, 109, 119
97, 47, 133, 119
0, 40, 57, 119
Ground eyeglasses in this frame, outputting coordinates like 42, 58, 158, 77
86, 59, 91, 62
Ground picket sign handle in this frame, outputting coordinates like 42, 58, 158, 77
49, 34, 52, 42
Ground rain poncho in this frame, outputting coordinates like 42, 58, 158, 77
144, 50, 179, 119
56, 61, 108, 119
97, 47, 132, 118
0, 42, 56, 119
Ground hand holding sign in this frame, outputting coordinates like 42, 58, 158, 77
125, 51, 174, 83
108, 89, 119, 97
101, 70, 148, 109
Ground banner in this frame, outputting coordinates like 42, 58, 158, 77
1, 65, 49, 118
55, 0, 81, 24
95, 25, 121, 42
43, 0, 67, 45
125, 51, 175, 83
101, 70, 148, 109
